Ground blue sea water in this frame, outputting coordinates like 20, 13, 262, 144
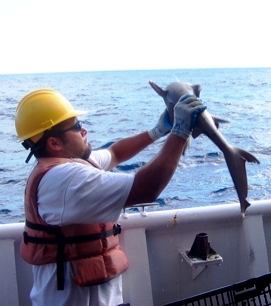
0, 68, 270, 223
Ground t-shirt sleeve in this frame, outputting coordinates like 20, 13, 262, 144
90, 149, 112, 171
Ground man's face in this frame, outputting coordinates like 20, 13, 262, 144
53, 117, 92, 160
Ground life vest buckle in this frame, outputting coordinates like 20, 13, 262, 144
113, 223, 121, 236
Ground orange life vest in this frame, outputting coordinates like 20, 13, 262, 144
20, 157, 129, 290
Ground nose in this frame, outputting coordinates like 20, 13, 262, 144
81, 127, 87, 136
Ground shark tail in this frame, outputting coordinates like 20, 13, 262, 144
232, 147, 259, 216
235, 147, 260, 164
241, 199, 251, 217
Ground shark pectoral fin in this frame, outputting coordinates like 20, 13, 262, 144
191, 127, 203, 139
236, 147, 260, 164
192, 84, 202, 97
212, 116, 230, 129
149, 80, 168, 99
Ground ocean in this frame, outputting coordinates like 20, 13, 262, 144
0, 68, 270, 224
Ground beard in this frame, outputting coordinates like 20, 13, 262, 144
82, 142, 92, 160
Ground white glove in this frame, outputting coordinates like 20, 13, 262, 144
148, 109, 172, 141
171, 94, 206, 140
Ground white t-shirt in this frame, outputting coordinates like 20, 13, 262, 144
30, 149, 134, 306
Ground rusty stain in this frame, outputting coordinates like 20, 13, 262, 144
173, 213, 177, 226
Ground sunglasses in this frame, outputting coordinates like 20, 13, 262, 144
55, 121, 83, 135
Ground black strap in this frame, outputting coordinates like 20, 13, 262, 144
56, 229, 65, 290
24, 219, 120, 245
25, 219, 59, 233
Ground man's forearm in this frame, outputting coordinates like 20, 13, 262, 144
108, 131, 154, 169
124, 134, 187, 207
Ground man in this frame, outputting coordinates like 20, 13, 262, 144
15, 88, 205, 306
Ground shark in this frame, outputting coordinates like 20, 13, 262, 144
149, 80, 260, 216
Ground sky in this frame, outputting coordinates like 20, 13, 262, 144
0, 0, 270, 74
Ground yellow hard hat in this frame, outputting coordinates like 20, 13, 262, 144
15, 89, 87, 142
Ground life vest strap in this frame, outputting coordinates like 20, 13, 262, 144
23, 219, 122, 291
24, 219, 121, 245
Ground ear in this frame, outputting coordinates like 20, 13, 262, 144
46, 136, 63, 153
